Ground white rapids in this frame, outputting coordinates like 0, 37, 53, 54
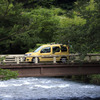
0, 77, 100, 100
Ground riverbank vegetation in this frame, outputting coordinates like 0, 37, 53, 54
65, 74, 100, 85
0, 56, 18, 80
0, 68, 18, 80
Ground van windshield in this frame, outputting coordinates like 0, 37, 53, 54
34, 46, 43, 53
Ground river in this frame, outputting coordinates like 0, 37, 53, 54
0, 77, 100, 100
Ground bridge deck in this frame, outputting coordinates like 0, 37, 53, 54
0, 62, 100, 77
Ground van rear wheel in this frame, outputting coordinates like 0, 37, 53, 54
61, 57, 67, 63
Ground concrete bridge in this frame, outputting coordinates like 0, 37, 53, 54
0, 53, 100, 77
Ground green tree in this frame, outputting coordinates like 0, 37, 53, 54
0, 0, 35, 54
0, 0, 25, 53
54, 0, 100, 53
23, 8, 59, 43
0, 0, 60, 54
15, 0, 76, 10
74, 0, 100, 53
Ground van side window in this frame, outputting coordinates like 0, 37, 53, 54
40, 47, 51, 53
61, 46, 67, 52
53, 46, 60, 53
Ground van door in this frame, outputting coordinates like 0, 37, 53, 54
39, 46, 52, 61
52, 46, 61, 61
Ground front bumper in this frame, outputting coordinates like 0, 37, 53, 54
24, 57, 33, 62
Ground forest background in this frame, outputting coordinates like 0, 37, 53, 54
0, 0, 100, 54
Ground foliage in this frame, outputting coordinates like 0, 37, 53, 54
0, 0, 60, 54
16, 0, 76, 10
54, 0, 100, 54
0, 56, 18, 80
89, 74, 100, 85
0, 56, 6, 62
67, 74, 100, 85
0, 68, 18, 80
0, 0, 99, 54
0, 0, 27, 54
71, 75, 91, 83
23, 8, 59, 43
29, 43, 45, 52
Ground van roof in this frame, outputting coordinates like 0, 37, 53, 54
42, 44, 67, 47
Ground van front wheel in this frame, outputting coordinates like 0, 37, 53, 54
61, 57, 67, 63
32, 57, 39, 63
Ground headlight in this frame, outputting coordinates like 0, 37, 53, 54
25, 53, 32, 56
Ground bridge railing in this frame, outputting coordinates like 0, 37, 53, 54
0, 53, 100, 64
68, 53, 100, 63
0, 54, 24, 64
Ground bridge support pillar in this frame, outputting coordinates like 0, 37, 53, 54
53, 56, 56, 63
35, 57, 38, 64
16, 57, 19, 64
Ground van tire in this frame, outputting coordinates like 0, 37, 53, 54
32, 57, 39, 63
61, 57, 67, 63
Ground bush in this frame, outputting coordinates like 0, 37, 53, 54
0, 68, 18, 80
66, 74, 100, 85
89, 74, 100, 85
0, 56, 18, 80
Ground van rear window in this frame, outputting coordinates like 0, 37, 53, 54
61, 46, 67, 52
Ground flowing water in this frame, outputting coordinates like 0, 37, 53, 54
0, 77, 100, 100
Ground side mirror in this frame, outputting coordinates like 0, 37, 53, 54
40, 50, 44, 53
